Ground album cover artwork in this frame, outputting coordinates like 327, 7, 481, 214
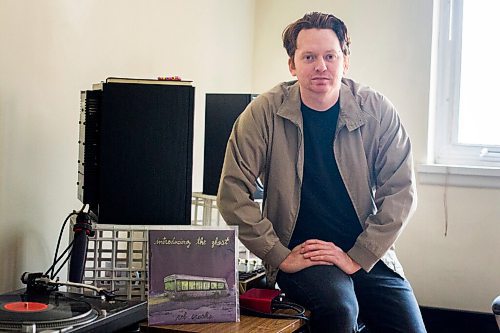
148, 227, 239, 325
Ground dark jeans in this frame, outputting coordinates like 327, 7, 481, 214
276, 262, 427, 333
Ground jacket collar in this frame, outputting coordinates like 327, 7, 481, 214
276, 81, 303, 127
339, 79, 367, 132
276, 79, 367, 132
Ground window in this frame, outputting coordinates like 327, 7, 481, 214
429, 0, 500, 168
164, 280, 175, 291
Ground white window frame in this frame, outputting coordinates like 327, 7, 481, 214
420, 0, 500, 188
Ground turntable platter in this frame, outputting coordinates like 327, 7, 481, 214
0, 293, 98, 331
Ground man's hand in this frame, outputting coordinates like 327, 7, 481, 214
301, 239, 362, 275
278, 243, 333, 273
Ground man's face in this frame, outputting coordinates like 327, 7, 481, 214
289, 28, 349, 103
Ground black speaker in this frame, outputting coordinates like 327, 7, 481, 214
78, 79, 194, 225
203, 93, 255, 196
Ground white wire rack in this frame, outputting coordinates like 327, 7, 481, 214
191, 192, 224, 226
81, 224, 152, 300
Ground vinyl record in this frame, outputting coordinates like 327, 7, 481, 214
0, 293, 98, 331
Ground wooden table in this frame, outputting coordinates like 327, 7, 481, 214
141, 313, 307, 333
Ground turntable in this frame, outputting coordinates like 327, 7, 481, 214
0, 272, 146, 332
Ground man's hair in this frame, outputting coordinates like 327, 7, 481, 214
282, 12, 351, 59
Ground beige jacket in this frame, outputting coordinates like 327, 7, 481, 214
217, 78, 417, 286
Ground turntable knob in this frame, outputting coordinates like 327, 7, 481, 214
100, 309, 108, 317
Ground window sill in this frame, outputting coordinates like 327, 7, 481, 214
417, 164, 500, 189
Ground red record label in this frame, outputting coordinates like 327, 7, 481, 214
3, 302, 49, 312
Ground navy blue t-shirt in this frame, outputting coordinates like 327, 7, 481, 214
288, 101, 362, 252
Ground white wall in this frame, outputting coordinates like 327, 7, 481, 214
253, 0, 500, 313
1, 0, 498, 314
0, 0, 255, 292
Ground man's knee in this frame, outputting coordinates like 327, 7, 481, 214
311, 297, 359, 330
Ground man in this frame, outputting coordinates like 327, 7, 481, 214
217, 12, 426, 332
